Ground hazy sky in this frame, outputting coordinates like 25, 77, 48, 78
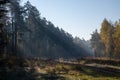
21, 0, 120, 40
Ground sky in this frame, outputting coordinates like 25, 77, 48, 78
21, 0, 120, 40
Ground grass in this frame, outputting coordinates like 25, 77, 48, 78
31, 60, 120, 80
1, 56, 120, 80
60, 66, 120, 80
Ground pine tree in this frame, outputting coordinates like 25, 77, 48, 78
91, 29, 104, 57
100, 19, 114, 59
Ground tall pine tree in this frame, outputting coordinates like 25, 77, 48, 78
100, 19, 114, 59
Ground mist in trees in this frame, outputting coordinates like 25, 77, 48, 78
90, 30, 104, 57
91, 19, 120, 59
2, 0, 120, 59
8, 1, 91, 58
74, 37, 94, 56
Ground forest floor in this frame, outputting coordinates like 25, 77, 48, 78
27, 58, 120, 80
0, 57, 120, 80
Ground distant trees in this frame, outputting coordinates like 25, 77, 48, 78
91, 30, 104, 57
74, 37, 94, 56
91, 19, 120, 59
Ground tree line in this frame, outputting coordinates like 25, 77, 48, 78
91, 19, 120, 59
0, 0, 91, 59
19, 1, 91, 58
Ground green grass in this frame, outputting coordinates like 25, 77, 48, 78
59, 66, 120, 80
32, 62, 120, 80
1, 57, 120, 80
